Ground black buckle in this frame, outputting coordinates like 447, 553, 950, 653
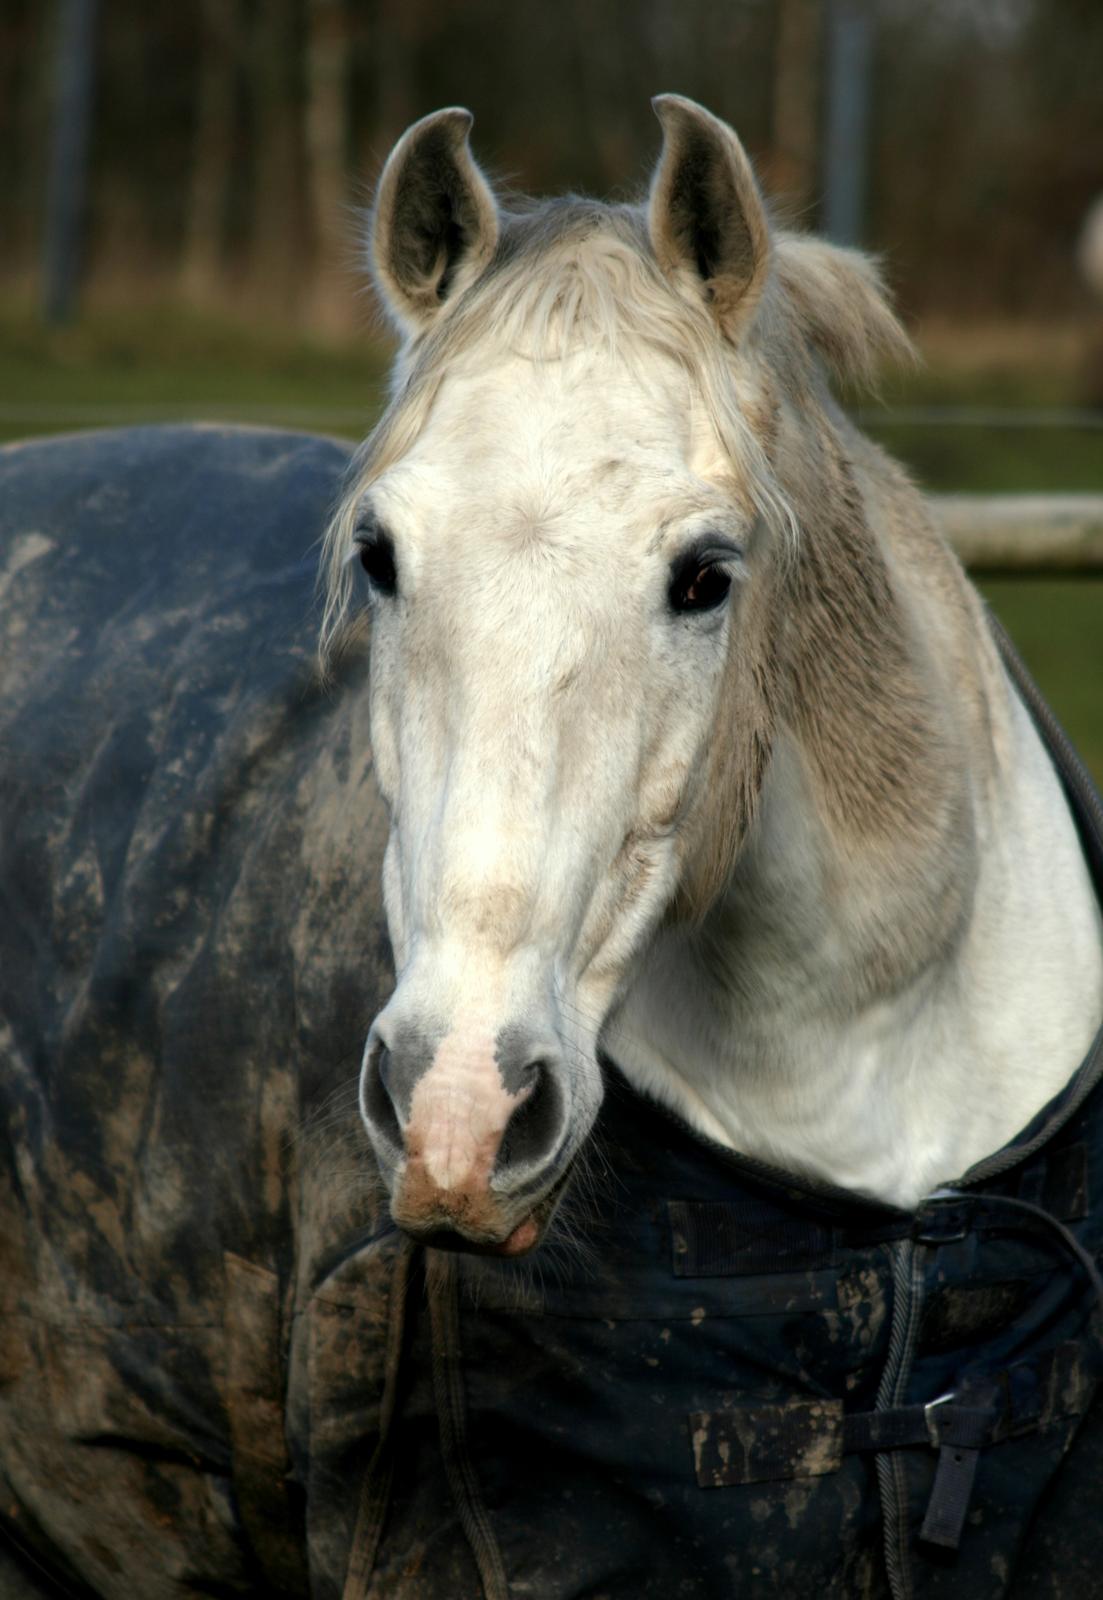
923, 1391, 955, 1447
914, 1200, 969, 1245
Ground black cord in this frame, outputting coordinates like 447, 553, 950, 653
928, 1185, 1103, 1320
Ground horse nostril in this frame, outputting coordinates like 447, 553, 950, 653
377, 1044, 395, 1093
362, 1042, 403, 1155
497, 1058, 563, 1173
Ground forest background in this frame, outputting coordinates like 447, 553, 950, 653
2, 0, 1101, 773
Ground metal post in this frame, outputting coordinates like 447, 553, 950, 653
822, 0, 873, 247
42, 0, 98, 325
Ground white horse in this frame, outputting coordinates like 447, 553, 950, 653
322, 96, 1103, 1255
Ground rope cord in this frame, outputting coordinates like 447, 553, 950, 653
927, 1186, 1103, 1322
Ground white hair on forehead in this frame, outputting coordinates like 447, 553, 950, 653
319, 198, 911, 663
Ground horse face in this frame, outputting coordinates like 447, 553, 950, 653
358, 352, 753, 1251
340, 100, 773, 1252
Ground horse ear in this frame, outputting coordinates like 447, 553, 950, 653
370, 108, 499, 337
648, 95, 771, 337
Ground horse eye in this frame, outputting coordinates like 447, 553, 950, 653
357, 531, 397, 597
669, 560, 732, 614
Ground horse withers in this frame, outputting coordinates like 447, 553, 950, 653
1, 98, 1102, 1600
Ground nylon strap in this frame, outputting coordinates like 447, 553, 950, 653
919, 1444, 981, 1551
842, 1403, 997, 1455
845, 1401, 1002, 1553
427, 1252, 510, 1600
342, 1237, 416, 1600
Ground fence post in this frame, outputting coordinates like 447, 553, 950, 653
933, 495, 1103, 573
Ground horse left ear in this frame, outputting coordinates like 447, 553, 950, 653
648, 96, 771, 337
370, 107, 499, 338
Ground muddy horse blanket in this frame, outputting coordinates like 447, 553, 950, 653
1, 426, 1102, 1600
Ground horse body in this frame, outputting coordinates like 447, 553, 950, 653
0, 426, 393, 1598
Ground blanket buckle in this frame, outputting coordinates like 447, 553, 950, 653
923, 1391, 955, 1448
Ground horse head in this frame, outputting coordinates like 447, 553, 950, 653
316, 96, 928, 1248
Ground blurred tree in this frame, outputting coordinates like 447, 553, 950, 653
181, 0, 242, 304
249, 0, 303, 315
1, 3, 47, 274
369, 0, 427, 160
42, 0, 98, 323
822, 0, 872, 246
1018, 0, 1103, 290
4, 0, 1101, 330
305, 0, 353, 331
571, 0, 637, 190
770, 0, 823, 217
86, 0, 195, 290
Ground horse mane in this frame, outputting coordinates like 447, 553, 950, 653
319, 198, 913, 662
771, 234, 914, 391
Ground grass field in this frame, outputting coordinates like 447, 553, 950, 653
0, 303, 391, 443
2, 300, 1100, 783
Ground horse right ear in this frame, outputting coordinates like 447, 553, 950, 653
648, 96, 771, 338
370, 108, 499, 338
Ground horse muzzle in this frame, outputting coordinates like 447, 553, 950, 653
390, 1159, 574, 1257
359, 1016, 578, 1256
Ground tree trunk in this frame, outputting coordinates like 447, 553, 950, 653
180, 0, 241, 304
304, 0, 353, 334
571, 0, 635, 192
369, 0, 423, 163
249, 0, 301, 318
772, 0, 824, 218
41, 0, 98, 325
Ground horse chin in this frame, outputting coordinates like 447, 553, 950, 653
397, 1163, 575, 1259
421, 1215, 541, 1258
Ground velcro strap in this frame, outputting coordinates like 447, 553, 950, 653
669, 1200, 837, 1278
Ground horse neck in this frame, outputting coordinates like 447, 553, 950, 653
612, 418, 1103, 1206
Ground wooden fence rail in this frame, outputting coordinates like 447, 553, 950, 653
934, 495, 1103, 574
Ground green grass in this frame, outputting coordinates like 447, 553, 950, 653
864, 422, 1103, 495
1, 301, 1099, 785
0, 303, 390, 443
849, 325, 1103, 495
979, 580, 1103, 787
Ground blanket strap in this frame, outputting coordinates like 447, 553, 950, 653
427, 1251, 510, 1600
843, 1401, 999, 1551
342, 1237, 417, 1600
